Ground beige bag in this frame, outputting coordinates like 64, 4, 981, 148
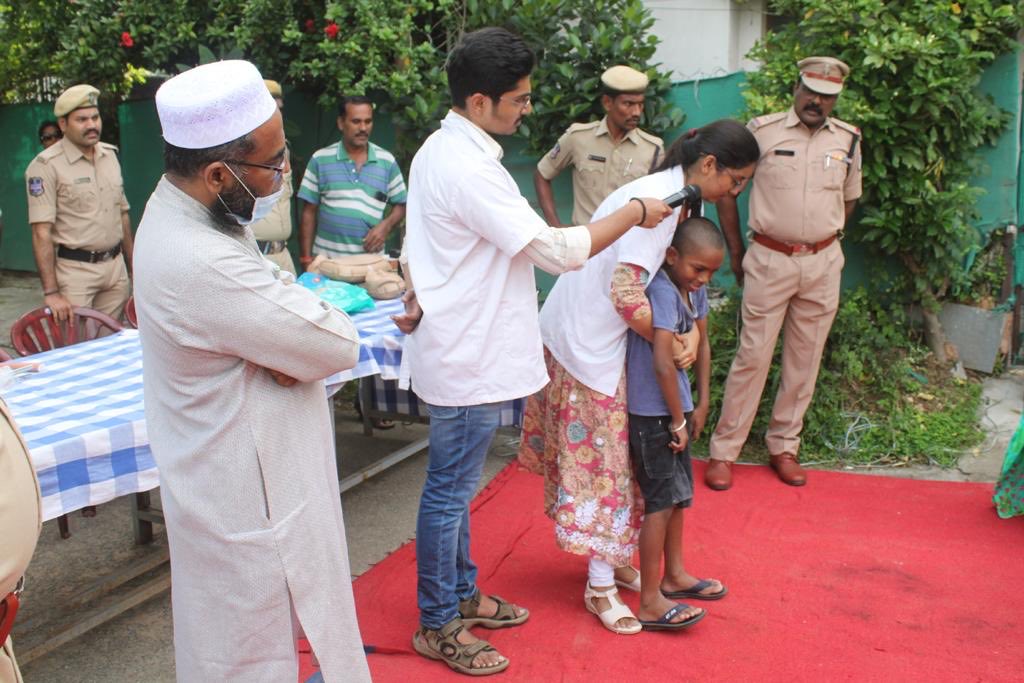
308, 253, 392, 283
362, 268, 405, 300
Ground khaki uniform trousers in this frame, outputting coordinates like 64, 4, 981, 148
1, 402, 42, 683
55, 254, 130, 322
710, 239, 844, 461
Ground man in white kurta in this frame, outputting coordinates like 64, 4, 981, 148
134, 60, 370, 682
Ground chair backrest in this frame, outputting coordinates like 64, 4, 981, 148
124, 296, 138, 329
11, 306, 124, 356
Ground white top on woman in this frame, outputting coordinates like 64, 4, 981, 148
539, 165, 687, 397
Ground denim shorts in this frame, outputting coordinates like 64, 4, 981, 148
628, 413, 694, 514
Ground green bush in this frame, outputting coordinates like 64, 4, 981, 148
697, 288, 983, 467
0, 0, 681, 165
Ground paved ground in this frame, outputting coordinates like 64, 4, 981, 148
1, 268, 1016, 682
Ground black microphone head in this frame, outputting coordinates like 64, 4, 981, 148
663, 184, 702, 209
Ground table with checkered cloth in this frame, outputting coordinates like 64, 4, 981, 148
4, 299, 521, 519
4, 330, 152, 522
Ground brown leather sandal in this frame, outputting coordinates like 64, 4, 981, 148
459, 589, 529, 628
412, 618, 509, 676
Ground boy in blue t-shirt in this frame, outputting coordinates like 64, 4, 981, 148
625, 216, 727, 630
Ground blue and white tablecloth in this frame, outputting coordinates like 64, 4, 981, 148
4, 299, 410, 521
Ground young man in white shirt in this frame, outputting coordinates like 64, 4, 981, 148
399, 27, 671, 676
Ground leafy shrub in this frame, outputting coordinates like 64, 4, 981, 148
1, 0, 681, 165
697, 287, 983, 466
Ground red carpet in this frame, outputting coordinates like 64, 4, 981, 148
303, 461, 1024, 682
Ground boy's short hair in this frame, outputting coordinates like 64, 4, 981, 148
446, 27, 535, 108
672, 216, 725, 254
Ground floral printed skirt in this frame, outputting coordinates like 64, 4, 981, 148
518, 348, 642, 567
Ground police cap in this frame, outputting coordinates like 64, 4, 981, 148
264, 79, 283, 98
601, 66, 649, 95
797, 56, 849, 95
54, 84, 100, 118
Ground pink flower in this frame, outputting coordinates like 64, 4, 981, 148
120, 32, 134, 48
324, 22, 339, 39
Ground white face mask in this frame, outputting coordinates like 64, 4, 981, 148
219, 162, 283, 226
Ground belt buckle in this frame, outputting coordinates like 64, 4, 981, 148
791, 243, 812, 256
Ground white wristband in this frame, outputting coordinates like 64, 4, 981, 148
670, 418, 687, 433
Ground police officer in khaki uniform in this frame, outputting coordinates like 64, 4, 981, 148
25, 84, 133, 325
535, 65, 664, 226
707, 57, 863, 490
250, 79, 297, 275
0, 389, 42, 683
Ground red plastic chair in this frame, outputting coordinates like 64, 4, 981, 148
10, 306, 123, 356
10, 306, 123, 538
124, 296, 138, 329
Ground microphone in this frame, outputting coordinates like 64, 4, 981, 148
663, 184, 701, 208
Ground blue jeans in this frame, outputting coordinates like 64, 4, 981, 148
416, 402, 502, 629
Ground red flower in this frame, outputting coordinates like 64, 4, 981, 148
324, 22, 339, 39
120, 32, 134, 48
304, 19, 315, 33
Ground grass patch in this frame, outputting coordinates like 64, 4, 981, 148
692, 288, 984, 468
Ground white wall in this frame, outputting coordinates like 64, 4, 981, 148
643, 0, 765, 81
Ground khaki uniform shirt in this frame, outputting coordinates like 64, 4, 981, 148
537, 116, 664, 224
25, 137, 129, 251
747, 109, 862, 243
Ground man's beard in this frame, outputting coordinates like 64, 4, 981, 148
211, 182, 255, 234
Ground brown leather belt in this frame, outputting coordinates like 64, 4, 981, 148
751, 232, 837, 256
57, 243, 122, 263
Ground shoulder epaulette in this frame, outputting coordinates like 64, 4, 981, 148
566, 120, 601, 134
36, 145, 62, 163
830, 118, 861, 137
748, 112, 787, 130
635, 129, 663, 147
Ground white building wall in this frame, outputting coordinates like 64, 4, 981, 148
643, 0, 766, 81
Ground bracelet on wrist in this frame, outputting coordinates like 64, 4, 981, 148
43, 289, 59, 296
299, 255, 314, 266
670, 418, 687, 433
629, 197, 647, 225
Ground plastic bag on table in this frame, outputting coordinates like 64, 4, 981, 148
296, 272, 376, 315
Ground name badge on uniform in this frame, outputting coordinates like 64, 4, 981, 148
28, 177, 44, 196
587, 154, 607, 163
825, 151, 851, 167
74, 177, 92, 184
774, 149, 795, 156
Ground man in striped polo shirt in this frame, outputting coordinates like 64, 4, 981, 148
297, 95, 407, 267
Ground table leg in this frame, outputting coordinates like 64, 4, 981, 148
359, 376, 375, 437
132, 492, 154, 545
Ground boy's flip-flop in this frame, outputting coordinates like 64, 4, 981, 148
639, 603, 706, 631
661, 578, 728, 601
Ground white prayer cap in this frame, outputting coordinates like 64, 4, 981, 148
156, 60, 277, 149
